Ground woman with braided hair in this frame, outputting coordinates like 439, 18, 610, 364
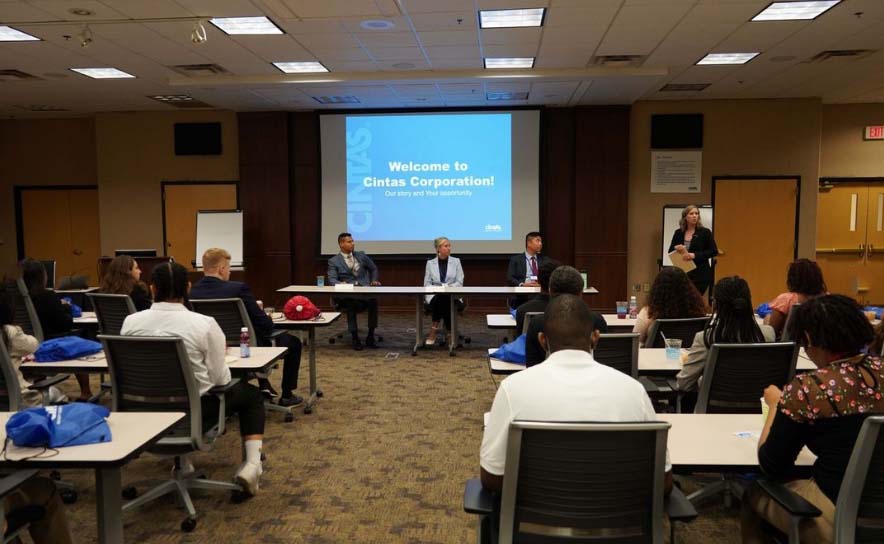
676, 276, 775, 410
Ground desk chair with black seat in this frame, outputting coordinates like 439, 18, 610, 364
100, 335, 243, 533
752, 415, 884, 544
39, 261, 55, 290
780, 303, 801, 342
463, 421, 697, 544
688, 342, 799, 506
12, 280, 83, 343
0, 469, 43, 544
87, 293, 135, 336
646, 316, 711, 349
189, 298, 295, 422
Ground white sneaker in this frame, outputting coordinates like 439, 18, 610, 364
234, 461, 262, 496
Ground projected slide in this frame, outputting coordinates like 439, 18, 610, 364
345, 113, 512, 241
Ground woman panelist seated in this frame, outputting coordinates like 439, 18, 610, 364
423, 237, 464, 346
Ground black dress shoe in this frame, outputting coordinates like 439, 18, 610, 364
365, 335, 379, 349
278, 395, 304, 407
352, 336, 364, 351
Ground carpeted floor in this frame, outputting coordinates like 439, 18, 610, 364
51, 313, 744, 543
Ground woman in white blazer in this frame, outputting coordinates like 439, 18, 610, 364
424, 236, 464, 345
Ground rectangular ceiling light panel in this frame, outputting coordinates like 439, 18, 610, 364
752, 1, 840, 21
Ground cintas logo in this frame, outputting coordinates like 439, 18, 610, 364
484, 224, 502, 232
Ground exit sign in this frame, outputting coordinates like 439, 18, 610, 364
865, 125, 884, 140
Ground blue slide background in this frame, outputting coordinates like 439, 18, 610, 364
345, 113, 511, 241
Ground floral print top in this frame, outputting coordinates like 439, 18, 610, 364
780, 355, 884, 422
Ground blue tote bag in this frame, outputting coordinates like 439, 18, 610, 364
5, 403, 112, 448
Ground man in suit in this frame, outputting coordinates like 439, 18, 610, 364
514, 259, 560, 334
506, 231, 550, 309
190, 248, 304, 407
327, 233, 381, 351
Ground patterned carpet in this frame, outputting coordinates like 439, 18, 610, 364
51, 313, 744, 543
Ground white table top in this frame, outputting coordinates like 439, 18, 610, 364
52, 287, 99, 294
486, 314, 516, 329
271, 312, 342, 328
659, 413, 815, 470
278, 284, 598, 295
0, 411, 183, 467
601, 314, 638, 329
74, 311, 97, 324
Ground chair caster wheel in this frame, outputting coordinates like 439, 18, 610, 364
304, 405, 313, 415
465, 337, 472, 344
261, 452, 267, 462
231, 490, 249, 504
317, 390, 324, 398
122, 486, 138, 500
181, 517, 197, 532
284, 413, 294, 423
329, 338, 335, 344
60, 489, 78, 504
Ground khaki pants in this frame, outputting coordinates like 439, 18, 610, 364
741, 479, 835, 544
4, 477, 73, 544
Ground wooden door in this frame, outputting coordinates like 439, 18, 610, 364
864, 185, 884, 304
163, 184, 237, 269
816, 184, 868, 300
67, 189, 101, 283
714, 178, 798, 305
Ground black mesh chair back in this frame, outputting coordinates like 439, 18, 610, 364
836, 416, 884, 543
498, 420, 670, 544
190, 298, 257, 347
12, 279, 43, 342
40, 260, 56, 289
0, 339, 21, 412
87, 293, 136, 335
522, 311, 543, 336
780, 303, 801, 342
695, 342, 798, 414
646, 317, 711, 348
594, 333, 639, 378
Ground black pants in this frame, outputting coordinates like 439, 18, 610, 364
258, 332, 302, 394
688, 270, 711, 297
334, 297, 378, 334
427, 295, 464, 331
202, 381, 265, 436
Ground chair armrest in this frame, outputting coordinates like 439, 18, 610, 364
268, 329, 288, 342
665, 486, 698, 523
28, 374, 70, 390
463, 478, 497, 515
0, 470, 39, 500
639, 376, 659, 393
206, 378, 241, 397
755, 480, 822, 518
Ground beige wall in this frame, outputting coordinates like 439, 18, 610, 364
95, 111, 239, 256
821, 104, 884, 178
628, 99, 822, 303
0, 118, 98, 279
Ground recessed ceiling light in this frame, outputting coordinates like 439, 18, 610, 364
659, 83, 710, 92
487, 91, 529, 101
273, 61, 328, 73
392, 62, 416, 70
149, 95, 194, 102
209, 16, 283, 35
361, 20, 395, 30
0, 26, 40, 41
484, 57, 535, 69
697, 52, 759, 65
479, 8, 546, 28
313, 95, 359, 104
70, 67, 135, 79
68, 8, 94, 16
752, 1, 840, 21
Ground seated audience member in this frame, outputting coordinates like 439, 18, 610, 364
190, 248, 304, 407
121, 262, 266, 495
0, 289, 66, 406
506, 231, 551, 309
2, 476, 74, 544
423, 237, 464, 346
20, 259, 92, 401
525, 266, 608, 367
872, 320, 884, 357
742, 295, 881, 544
99, 255, 152, 311
676, 276, 775, 411
633, 267, 708, 346
764, 258, 827, 338
327, 232, 380, 351
514, 259, 560, 334
480, 294, 672, 493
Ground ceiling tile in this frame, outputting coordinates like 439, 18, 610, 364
417, 30, 478, 47
364, 46, 425, 61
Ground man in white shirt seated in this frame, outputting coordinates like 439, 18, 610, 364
120, 262, 266, 496
479, 293, 673, 494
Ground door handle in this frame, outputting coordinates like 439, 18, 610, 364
815, 246, 864, 255
72, 249, 83, 256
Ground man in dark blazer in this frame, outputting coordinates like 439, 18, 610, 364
506, 231, 551, 309
190, 248, 304, 407
327, 232, 381, 350
514, 259, 560, 334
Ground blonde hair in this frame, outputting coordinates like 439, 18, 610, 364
433, 236, 450, 251
679, 205, 704, 230
202, 248, 231, 271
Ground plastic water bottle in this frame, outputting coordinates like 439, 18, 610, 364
239, 327, 251, 358
628, 296, 638, 319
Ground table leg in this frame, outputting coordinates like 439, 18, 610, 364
449, 296, 457, 356
305, 327, 320, 414
413, 295, 424, 355
96, 467, 123, 544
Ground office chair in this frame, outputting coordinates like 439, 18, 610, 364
646, 316, 711, 348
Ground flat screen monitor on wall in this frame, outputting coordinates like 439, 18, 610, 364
319, 110, 541, 255
651, 114, 703, 149
174, 122, 222, 156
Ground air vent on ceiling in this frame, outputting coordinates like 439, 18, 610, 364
659, 83, 710, 92
592, 55, 645, 67
148, 95, 212, 108
0, 69, 40, 81
808, 49, 876, 62
313, 95, 360, 104
15, 104, 68, 112
486, 91, 528, 101
169, 63, 229, 76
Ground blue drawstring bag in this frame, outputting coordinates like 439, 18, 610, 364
491, 334, 527, 364
60, 297, 82, 318
756, 303, 772, 318
5, 403, 111, 448
34, 336, 101, 362
509, 307, 517, 318
864, 306, 882, 320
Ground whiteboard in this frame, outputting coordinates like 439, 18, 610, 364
195, 210, 243, 267
661, 205, 713, 266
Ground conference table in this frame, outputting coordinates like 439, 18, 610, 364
0, 411, 184, 544
278, 284, 598, 356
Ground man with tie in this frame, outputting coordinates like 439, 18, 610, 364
506, 231, 550, 309
327, 232, 381, 351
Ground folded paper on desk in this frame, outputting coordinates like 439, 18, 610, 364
224, 355, 239, 364
334, 283, 354, 291
667, 250, 696, 273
